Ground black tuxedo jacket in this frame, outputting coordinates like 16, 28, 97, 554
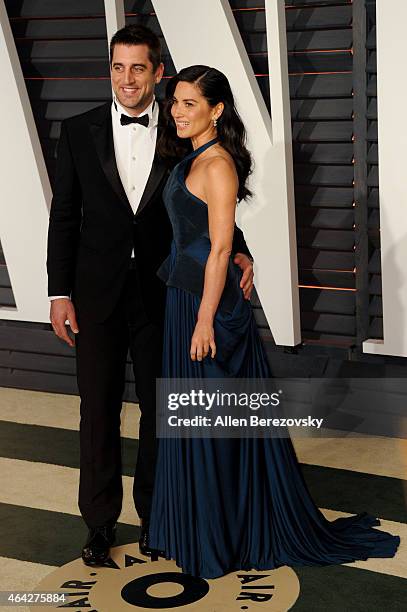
47, 100, 251, 324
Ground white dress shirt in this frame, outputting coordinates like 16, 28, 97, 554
50, 95, 159, 301
112, 94, 158, 217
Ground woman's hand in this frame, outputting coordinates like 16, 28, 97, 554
190, 319, 216, 361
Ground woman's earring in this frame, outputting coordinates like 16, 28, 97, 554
213, 117, 218, 127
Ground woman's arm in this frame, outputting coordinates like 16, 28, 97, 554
190, 157, 238, 361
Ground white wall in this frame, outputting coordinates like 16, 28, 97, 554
363, 0, 407, 357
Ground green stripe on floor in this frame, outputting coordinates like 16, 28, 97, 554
0, 503, 138, 566
1, 420, 405, 524
0, 420, 138, 474
291, 564, 407, 612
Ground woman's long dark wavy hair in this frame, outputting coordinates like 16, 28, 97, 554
158, 65, 252, 201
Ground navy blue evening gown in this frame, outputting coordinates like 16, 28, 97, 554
148, 139, 400, 578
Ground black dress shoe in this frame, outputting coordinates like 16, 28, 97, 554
139, 517, 165, 560
81, 523, 116, 566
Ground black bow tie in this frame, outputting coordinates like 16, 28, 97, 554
120, 113, 149, 128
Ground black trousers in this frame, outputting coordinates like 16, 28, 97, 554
75, 265, 163, 528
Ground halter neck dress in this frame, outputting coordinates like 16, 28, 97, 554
148, 138, 400, 578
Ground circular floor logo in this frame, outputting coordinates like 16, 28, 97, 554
32, 543, 300, 611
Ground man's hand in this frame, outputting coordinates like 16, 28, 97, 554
50, 298, 79, 347
234, 253, 254, 300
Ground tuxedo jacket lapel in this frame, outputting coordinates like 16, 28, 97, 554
136, 152, 167, 216
89, 102, 133, 217
89, 100, 168, 219
136, 108, 168, 216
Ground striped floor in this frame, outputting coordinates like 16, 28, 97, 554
0, 387, 406, 611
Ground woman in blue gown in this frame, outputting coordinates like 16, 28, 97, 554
148, 65, 400, 578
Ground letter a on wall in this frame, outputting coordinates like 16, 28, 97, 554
0, 0, 51, 323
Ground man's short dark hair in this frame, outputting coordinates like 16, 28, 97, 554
110, 24, 161, 71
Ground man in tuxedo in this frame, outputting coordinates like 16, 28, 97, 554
47, 24, 253, 566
